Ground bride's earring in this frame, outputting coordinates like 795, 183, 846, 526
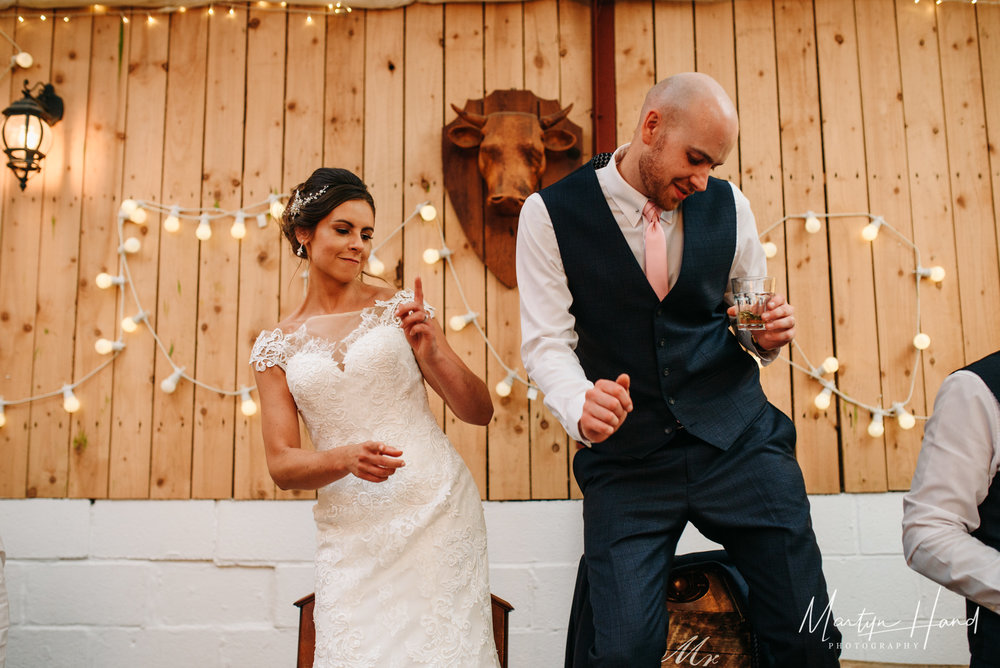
296, 242, 307, 258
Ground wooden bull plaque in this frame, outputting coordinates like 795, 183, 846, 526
442, 89, 583, 288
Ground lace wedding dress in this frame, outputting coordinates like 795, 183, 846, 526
250, 290, 499, 668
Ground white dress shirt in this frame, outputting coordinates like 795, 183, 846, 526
902, 369, 1000, 613
516, 144, 776, 443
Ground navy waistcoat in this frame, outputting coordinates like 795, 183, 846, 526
963, 351, 1000, 553
539, 156, 767, 458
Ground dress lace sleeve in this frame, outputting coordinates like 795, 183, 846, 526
249, 329, 288, 371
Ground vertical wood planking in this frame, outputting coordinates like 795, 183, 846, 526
403, 4, 446, 426
484, 1, 529, 500
109, 12, 168, 498
524, 0, 568, 499
191, 7, 248, 499
895, 2, 963, 424
277, 10, 325, 502
773, 0, 838, 492
68, 14, 126, 498
28, 13, 91, 497
694, 0, 738, 184
0, 17, 51, 497
614, 0, 654, 145
558, 0, 591, 500
443, 3, 489, 497
235, 7, 288, 500
854, 0, 925, 490
150, 10, 208, 499
981, 6, 1000, 290
654, 1, 694, 79
814, 0, 886, 492
937, 4, 1000, 363
325, 12, 365, 175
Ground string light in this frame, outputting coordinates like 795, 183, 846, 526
804, 211, 822, 234
163, 205, 181, 233
160, 367, 185, 394
269, 194, 285, 220
366, 253, 385, 276
239, 387, 258, 416
419, 204, 437, 222
120, 199, 139, 217
230, 211, 247, 240
121, 310, 148, 333
915, 265, 946, 283
128, 206, 148, 225
867, 412, 885, 438
0, 401, 5, 428
121, 14, 129, 24
14, 52, 32, 68
422, 245, 453, 265
449, 311, 478, 332
195, 214, 212, 241
94, 338, 124, 355
61, 385, 81, 413
495, 371, 516, 398
893, 402, 916, 430
821, 356, 839, 375
761, 241, 778, 259
861, 216, 884, 242
814, 385, 834, 410
120, 237, 141, 254
95, 272, 124, 289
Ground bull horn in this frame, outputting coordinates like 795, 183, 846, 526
451, 103, 487, 128
539, 103, 574, 130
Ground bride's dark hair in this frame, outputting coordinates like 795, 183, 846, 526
280, 167, 375, 260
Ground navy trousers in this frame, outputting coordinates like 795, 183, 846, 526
969, 601, 1000, 667
570, 403, 842, 667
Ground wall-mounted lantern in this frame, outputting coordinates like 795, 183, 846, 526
1, 80, 63, 190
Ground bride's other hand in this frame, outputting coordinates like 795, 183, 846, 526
395, 276, 438, 360
346, 441, 405, 483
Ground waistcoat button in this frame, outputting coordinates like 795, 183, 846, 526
662, 367, 670, 377
668, 397, 676, 405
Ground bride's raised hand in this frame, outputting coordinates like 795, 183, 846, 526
345, 441, 404, 483
395, 276, 439, 361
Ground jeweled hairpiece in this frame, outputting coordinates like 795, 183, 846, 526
287, 184, 329, 218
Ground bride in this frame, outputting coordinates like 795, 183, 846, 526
250, 167, 499, 668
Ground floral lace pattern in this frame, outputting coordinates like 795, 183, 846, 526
250, 291, 497, 668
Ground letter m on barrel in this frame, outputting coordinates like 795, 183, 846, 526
443, 89, 583, 288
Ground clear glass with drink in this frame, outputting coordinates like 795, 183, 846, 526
731, 276, 775, 331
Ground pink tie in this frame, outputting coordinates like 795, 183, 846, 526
642, 200, 669, 300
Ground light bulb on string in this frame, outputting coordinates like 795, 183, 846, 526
821, 356, 840, 374
913, 332, 931, 350
813, 385, 834, 410
423, 246, 453, 265
120, 237, 141, 254
761, 241, 778, 259
95, 273, 124, 289
14, 51, 33, 68
269, 195, 285, 220
893, 402, 916, 430
916, 265, 946, 283
495, 371, 516, 398
367, 253, 385, 276
240, 388, 258, 416
419, 204, 437, 221
119, 199, 139, 217
62, 385, 81, 413
230, 212, 247, 240
0, 401, 6, 428
196, 214, 212, 241
867, 412, 885, 438
449, 312, 478, 332
128, 206, 148, 225
163, 205, 181, 233
160, 367, 185, 394
94, 338, 124, 355
121, 310, 148, 334
861, 216, 884, 242
804, 211, 822, 234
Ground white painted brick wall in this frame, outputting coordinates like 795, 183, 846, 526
0, 495, 973, 667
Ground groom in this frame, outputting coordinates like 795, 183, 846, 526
516, 73, 841, 666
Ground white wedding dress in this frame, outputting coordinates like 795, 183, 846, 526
250, 290, 499, 668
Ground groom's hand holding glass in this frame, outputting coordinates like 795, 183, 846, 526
726, 292, 797, 351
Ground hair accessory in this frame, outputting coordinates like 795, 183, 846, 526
296, 242, 307, 258
287, 184, 330, 218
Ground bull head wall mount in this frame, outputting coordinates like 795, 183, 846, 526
443, 89, 583, 288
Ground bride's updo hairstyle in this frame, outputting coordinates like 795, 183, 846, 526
281, 167, 375, 260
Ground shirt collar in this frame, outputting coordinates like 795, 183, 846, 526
596, 143, 674, 228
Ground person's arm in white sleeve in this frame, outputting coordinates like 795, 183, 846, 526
902, 370, 1000, 613
516, 193, 593, 443
728, 183, 779, 364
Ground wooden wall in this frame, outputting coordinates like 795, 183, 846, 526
0, 0, 997, 500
